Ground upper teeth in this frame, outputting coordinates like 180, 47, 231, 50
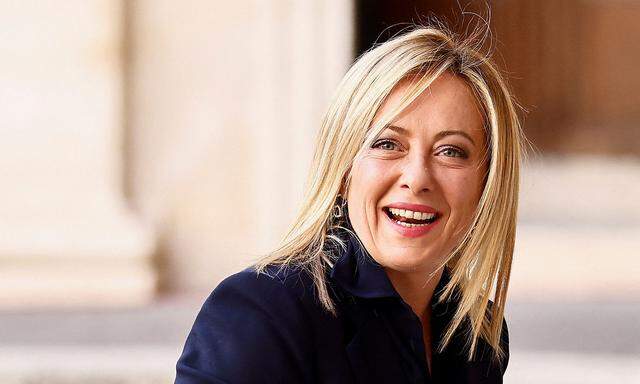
388, 208, 436, 220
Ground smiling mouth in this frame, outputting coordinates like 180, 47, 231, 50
382, 207, 440, 227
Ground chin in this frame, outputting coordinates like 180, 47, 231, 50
379, 250, 437, 274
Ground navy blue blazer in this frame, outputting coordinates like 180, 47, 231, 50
175, 228, 509, 383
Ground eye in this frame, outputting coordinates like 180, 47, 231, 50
437, 146, 467, 158
372, 139, 401, 151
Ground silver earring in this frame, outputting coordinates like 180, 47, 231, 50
333, 195, 346, 218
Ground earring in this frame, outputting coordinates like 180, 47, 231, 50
333, 194, 346, 218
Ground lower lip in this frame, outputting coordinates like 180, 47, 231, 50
383, 210, 440, 238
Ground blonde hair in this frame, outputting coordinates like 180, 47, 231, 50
256, 23, 528, 364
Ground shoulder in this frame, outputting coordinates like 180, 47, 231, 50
218, 263, 316, 300
175, 265, 319, 384
444, 299, 510, 379
208, 264, 322, 323
487, 299, 510, 364
498, 310, 510, 372
475, 300, 510, 374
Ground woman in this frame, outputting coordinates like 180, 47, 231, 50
176, 25, 525, 383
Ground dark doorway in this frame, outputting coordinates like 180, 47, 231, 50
354, 1, 640, 156
355, 1, 475, 57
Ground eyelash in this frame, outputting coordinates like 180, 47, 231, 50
371, 139, 467, 158
439, 146, 467, 158
371, 139, 400, 151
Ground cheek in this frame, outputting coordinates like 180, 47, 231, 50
441, 170, 485, 215
348, 158, 396, 201
439, 170, 484, 245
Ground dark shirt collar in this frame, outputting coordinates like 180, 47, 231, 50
325, 220, 503, 371
327, 222, 453, 306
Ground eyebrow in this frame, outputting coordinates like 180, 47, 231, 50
384, 124, 476, 146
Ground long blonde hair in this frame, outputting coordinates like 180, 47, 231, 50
256, 23, 528, 363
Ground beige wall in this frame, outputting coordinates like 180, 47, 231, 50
0, 0, 155, 307
0, 0, 354, 306
126, 0, 354, 292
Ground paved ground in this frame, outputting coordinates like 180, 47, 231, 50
0, 295, 638, 383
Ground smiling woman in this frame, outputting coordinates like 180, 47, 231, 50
349, 73, 488, 274
347, 74, 491, 372
176, 24, 526, 384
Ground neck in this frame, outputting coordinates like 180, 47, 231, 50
384, 266, 444, 321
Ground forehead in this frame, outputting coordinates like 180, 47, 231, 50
376, 72, 485, 140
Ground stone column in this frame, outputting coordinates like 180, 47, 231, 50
0, 1, 156, 307
127, 0, 354, 292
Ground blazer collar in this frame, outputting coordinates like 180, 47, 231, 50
327, 222, 453, 306
325, 221, 504, 377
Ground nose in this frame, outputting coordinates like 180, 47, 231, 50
399, 152, 434, 194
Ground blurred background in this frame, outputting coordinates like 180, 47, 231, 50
0, 1, 638, 383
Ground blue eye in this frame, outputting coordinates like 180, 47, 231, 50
372, 139, 400, 151
439, 146, 467, 158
